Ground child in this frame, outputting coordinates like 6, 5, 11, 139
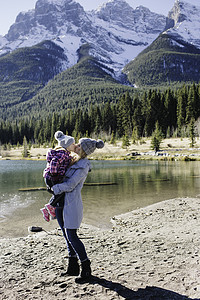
40, 131, 75, 222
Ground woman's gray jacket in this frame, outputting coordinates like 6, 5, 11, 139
52, 158, 91, 229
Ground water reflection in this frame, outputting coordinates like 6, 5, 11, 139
0, 160, 200, 236
82, 160, 200, 227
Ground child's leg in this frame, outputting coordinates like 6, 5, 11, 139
40, 207, 50, 222
45, 203, 56, 218
45, 178, 53, 188
42, 178, 64, 220
45, 178, 54, 194
49, 193, 65, 207
40, 178, 53, 221
43, 178, 56, 218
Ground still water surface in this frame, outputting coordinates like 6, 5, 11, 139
1, 160, 200, 237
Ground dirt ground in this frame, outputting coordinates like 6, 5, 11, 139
0, 197, 200, 299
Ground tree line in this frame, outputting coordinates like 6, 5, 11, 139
1, 83, 200, 146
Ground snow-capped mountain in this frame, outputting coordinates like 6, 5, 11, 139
165, 0, 200, 48
123, 0, 200, 87
0, 0, 167, 77
1, 0, 200, 85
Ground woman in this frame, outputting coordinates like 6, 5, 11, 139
52, 137, 104, 280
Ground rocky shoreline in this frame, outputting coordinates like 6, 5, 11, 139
0, 197, 200, 299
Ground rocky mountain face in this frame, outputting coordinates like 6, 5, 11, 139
5, 0, 88, 41
165, 0, 200, 48
0, 0, 200, 89
123, 0, 200, 86
95, 0, 165, 34
0, 0, 167, 78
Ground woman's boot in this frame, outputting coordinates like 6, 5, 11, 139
80, 259, 91, 278
61, 257, 80, 276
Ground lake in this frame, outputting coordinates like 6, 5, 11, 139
1, 160, 200, 237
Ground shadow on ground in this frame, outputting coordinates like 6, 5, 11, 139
76, 275, 198, 300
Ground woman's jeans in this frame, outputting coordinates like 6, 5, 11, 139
55, 206, 88, 262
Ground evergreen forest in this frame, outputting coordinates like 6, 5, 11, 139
1, 82, 200, 146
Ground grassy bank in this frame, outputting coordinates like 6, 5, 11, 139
1, 137, 200, 161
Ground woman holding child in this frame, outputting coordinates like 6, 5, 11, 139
47, 131, 104, 281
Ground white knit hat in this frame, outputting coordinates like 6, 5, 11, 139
54, 131, 75, 149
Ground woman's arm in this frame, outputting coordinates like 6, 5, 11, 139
52, 165, 89, 195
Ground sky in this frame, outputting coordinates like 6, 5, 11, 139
0, 0, 199, 36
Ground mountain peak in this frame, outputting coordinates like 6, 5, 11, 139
95, 0, 134, 23
97, 0, 128, 7
37, 0, 75, 5
0, 0, 167, 77
166, 0, 200, 48
5, 0, 86, 42
95, 0, 166, 32
168, 0, 200, 24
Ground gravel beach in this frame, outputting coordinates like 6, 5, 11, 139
0, 197, 200, 299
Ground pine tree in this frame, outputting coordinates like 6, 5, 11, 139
89, 105, 101, 135
94, 114, 101, 135
189, 117, 196, 148
164, 88, 176, 132
102, 102, 113, 133
144, 90, 162, 136
132, 126, 140, 144
191, 83, 200, 119
51, 113, 58, 141
22, 136, 30, 158
151, 121, 163, 152
43, 117, 51, 142
82, 111, 90, 135
122, 133, 130, 149
132, 98, 144, 138
185, 84, 198, 124
74, 109, 83, 134
177, 87, 187, 136
34, 120, 43, 144
110, 131, 116, 145
117, 92, 132, 137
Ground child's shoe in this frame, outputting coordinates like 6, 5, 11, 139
45, 204, 56, 218
40, 207, 50, 222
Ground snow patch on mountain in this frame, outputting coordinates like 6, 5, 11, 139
54, 35, 82, 66
0, 0, 168, 77
2, 0, 200, 80
45, 0, 71, 4
165, 0, 200, 48
0, 35, 7, 47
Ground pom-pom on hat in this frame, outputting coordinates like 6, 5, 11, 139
54, 131, 75, 149
79, 138, 104, 155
